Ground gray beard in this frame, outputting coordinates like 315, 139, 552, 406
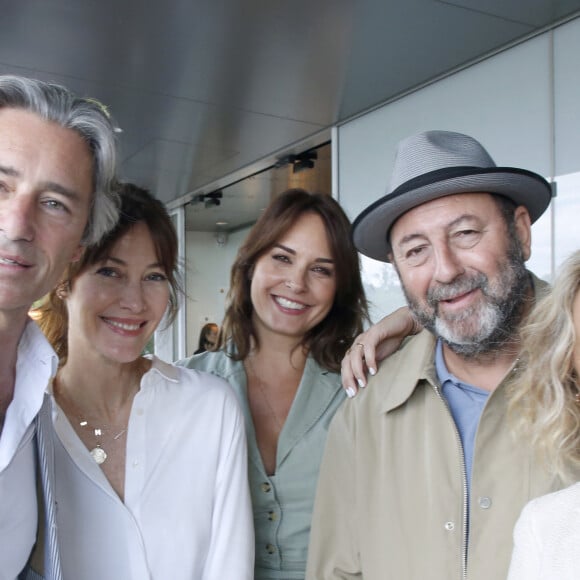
402, 241, 531, 359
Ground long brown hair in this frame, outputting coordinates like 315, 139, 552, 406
32, 183, 181, 363
219, 188, 368, 373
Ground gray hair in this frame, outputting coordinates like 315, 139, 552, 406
0, 75, 119, 244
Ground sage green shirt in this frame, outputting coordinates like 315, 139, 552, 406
178, 348, 345, 580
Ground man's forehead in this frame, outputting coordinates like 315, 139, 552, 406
0, 107, 80, 144
391, 192, 499, 235
0, 108, 93, 186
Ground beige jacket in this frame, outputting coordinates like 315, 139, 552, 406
307, 282, 573, 580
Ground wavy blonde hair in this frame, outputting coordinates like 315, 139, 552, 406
509, 250, 580, 479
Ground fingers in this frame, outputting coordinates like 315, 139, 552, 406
340, 350, 360, 398
359, 342, 378, 379
341, 338, 376, 398
340, 307, 417, 398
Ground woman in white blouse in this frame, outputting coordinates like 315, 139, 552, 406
32, 183, 253, 580
507, 249, 580, 580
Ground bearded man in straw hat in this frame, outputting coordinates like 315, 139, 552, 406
306, 130, 576, 580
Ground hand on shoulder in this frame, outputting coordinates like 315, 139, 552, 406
341, 306, 421, 397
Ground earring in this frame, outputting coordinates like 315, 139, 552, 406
55, 281, 70, 300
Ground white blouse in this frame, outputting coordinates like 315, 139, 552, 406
508, 481, 580, 580
51, 357, 254, 580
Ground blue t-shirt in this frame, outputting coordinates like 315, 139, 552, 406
434, 340, 489, 493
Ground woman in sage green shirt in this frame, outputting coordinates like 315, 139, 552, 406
179, 188, 368, 579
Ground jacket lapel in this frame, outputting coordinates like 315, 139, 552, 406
276, 358, 341, 467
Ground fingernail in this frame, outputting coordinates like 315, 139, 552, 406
357, 378, 366, 389
369, 367, 376, 376
346, 387, 356, 398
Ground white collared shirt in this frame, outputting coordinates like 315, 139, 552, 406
51, 357, 254, 580
0, 320, 57, 580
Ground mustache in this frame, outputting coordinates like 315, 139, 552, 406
426, 273, 487, 307
0, 240, 36, 266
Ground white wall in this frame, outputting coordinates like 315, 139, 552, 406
337, 18, 580, 322
184, 227, 251, 355
554, 19, 580, 177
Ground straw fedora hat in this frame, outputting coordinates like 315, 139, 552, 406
351, 130, 552, 262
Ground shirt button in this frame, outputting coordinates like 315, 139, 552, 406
265, 543, 276, 554
260, 482, 271, 493
136, 408, 144, 416
444, 521, 455, 531
132, 460, 140, 468
268, 511, 278, 521
478, 496, 492, 509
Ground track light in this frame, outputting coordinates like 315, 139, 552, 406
190, 190, 223, 208
275, 150, 318, 174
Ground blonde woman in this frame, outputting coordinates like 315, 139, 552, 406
507, 249, 580, 580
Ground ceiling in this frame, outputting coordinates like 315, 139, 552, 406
2, 0, 580, 231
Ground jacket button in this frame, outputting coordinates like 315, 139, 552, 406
268, 511, 278, 521
444, 521, 455, 531
260, 482, 271, 493
478, 496, 492, 509
265, 543, 276, 554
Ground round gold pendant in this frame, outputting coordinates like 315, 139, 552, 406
90, 447, 107, 464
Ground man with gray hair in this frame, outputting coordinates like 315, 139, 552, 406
0, 75, 119, 579
306, 131, 575, 580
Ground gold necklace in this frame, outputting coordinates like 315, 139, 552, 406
78, 419, 127, 464
54, 378, 128, 465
